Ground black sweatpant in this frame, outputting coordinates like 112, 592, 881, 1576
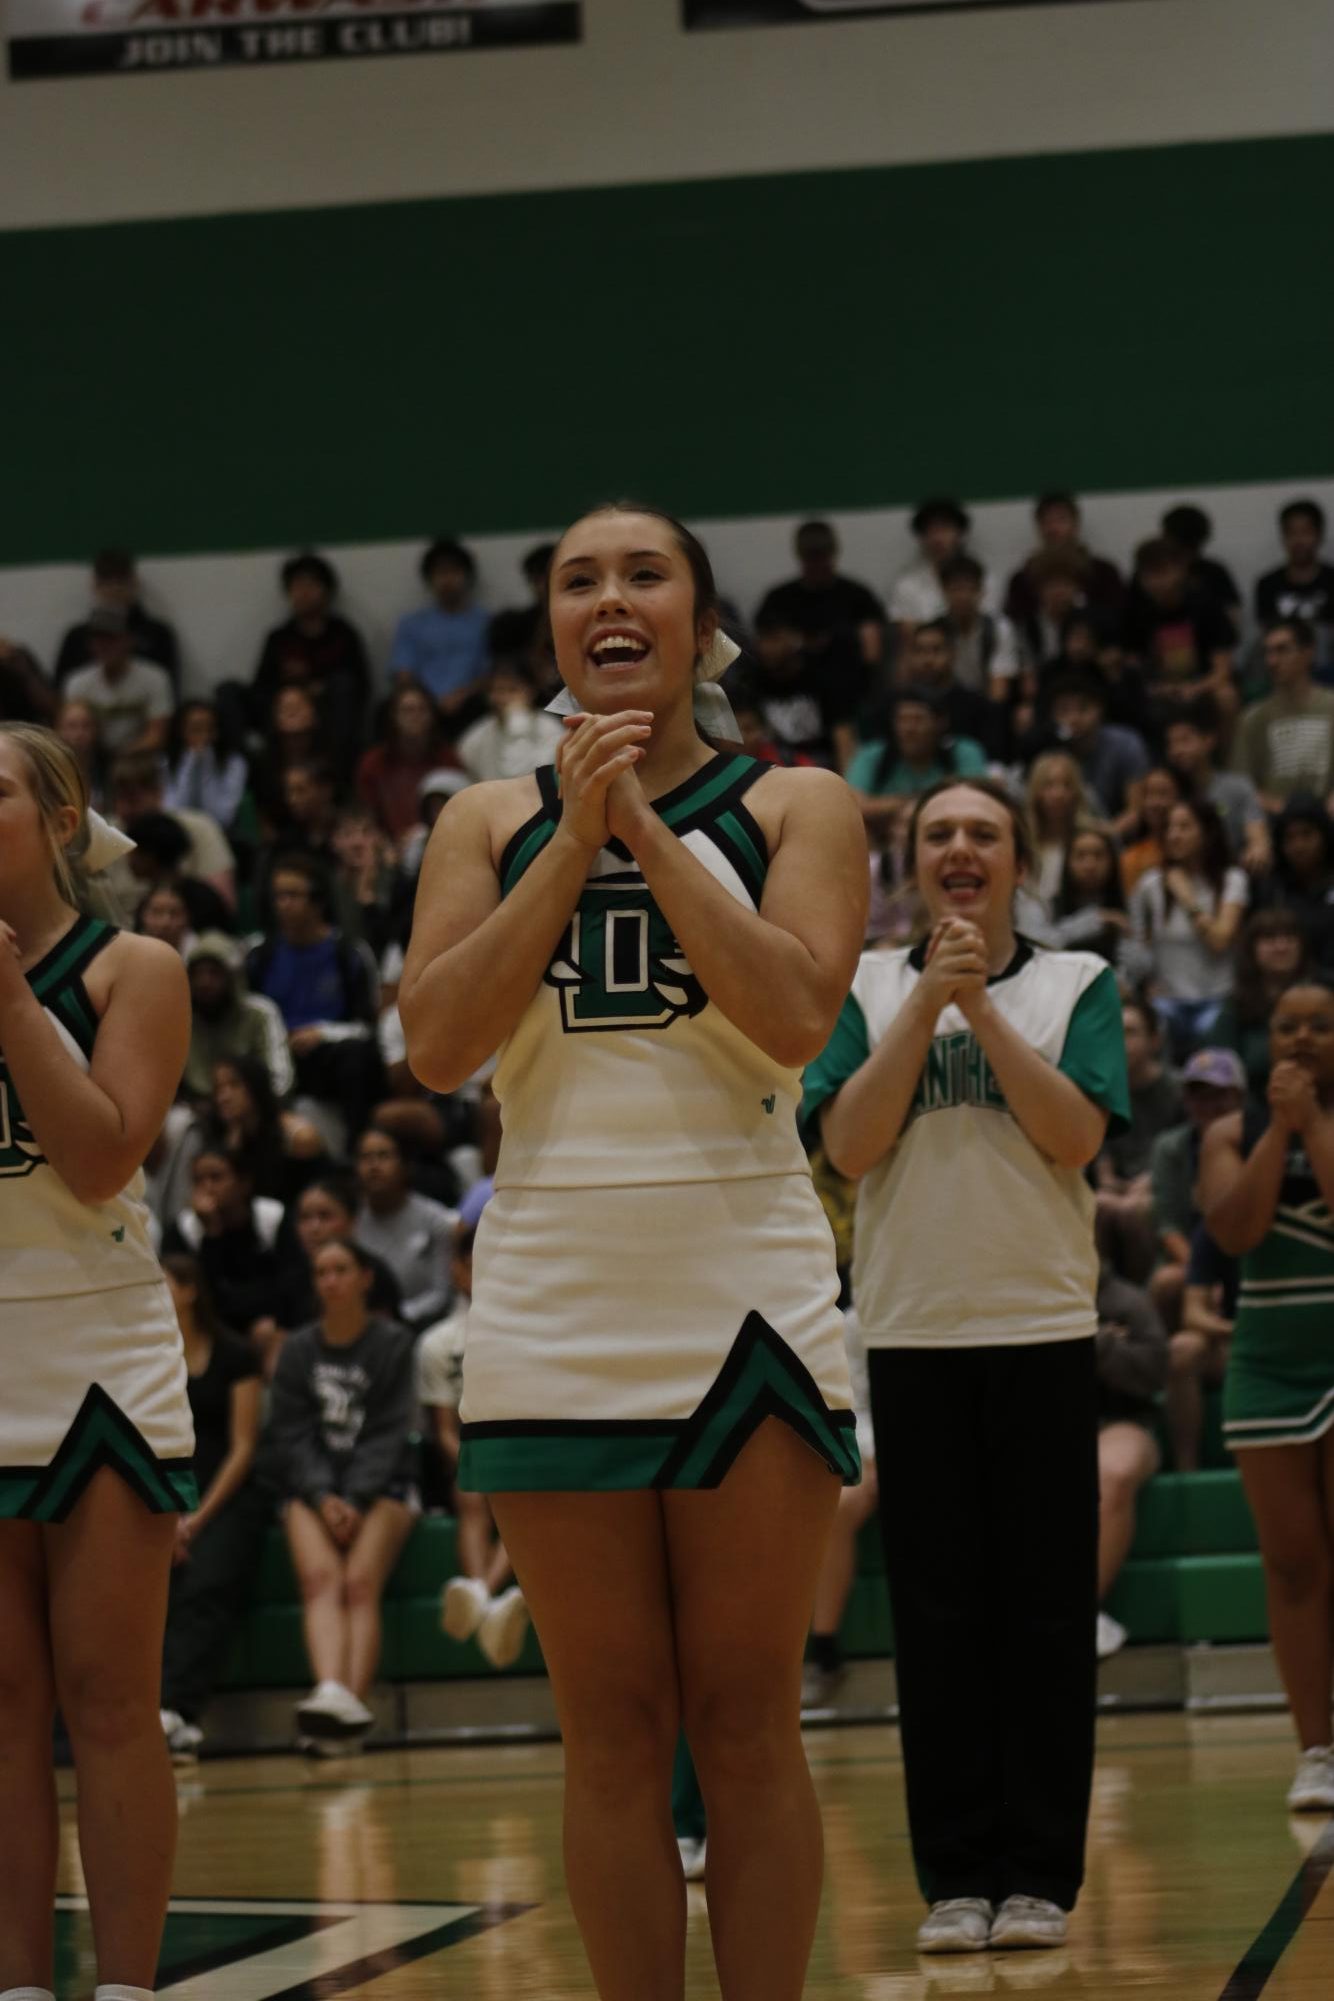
868, 1339, 1098, 1912
161, 1480, 273, 1724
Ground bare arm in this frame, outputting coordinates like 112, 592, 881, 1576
957, 986, 1109, 1169
0, 929, 189, 1206
1181, 1284, 1234, 1342
1199, 1107, 1283, 1256
190, 1375, 262, 1533
611, 767, 869, 1069
399, 712, 652, 1093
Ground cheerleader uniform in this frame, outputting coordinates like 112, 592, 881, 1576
0, 916, 195, 1521
1224, 1103, 1334, 1452
458, 753, 859, 1493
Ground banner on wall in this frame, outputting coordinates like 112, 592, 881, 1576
685, 0, 1091, 23
6, 0, 580, 79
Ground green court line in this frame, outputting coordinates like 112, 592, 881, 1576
1218, 1818, 1334, 1998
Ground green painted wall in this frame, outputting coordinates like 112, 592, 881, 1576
3, 132, 1332, 569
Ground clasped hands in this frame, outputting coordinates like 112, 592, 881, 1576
920, 916, 990, 1021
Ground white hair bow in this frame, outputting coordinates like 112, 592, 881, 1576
82, 809, 136, 875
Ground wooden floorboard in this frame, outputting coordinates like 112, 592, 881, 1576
51, 1712, 1334, 1997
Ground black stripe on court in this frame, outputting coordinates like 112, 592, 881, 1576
256, 1903, 533, 2000
1219, 1816, 1334, 1999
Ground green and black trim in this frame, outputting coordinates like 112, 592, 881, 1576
31, 915, 116, 1059
0, 1382, 197, 1522
459, 1311, 860, 1493
499, 754, 770, 904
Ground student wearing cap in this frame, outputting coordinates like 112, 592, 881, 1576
1147, 1048, 1246, 1466
64, 607, 175, 756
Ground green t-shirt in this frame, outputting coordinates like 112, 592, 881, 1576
845, 736, 988, 797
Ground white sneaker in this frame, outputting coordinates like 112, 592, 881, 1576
917, 1898, 994, 1953
442, 1574, 491, 1642
1287, 1744, 1334, 1812
1096, 1611, 1128, 1660
296, 1679, 373, 1739
989, 1896, 1068, 1949
477, 1585, 530, 1669
677, 1835, 707, 1881
160, 1708, 204, 1762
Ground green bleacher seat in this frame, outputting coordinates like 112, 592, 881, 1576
220, 1466, 1269, 1692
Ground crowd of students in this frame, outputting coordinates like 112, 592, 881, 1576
3, 488, 1331, 1744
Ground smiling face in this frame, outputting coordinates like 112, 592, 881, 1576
1271, 983, 1334, 1090
547, 510, 713, 719
913, 784, 1024, 929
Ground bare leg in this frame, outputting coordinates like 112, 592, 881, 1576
1238, 1442, 1334, 1749
343, 1499, 416, 1702
285, 1500, 350, 1686
811, 1465, 878, 1641
456, 1490, 497, 1582
1097, 1424, 1160, 1601
492, 1490, 683, 2001
666, 1423, 842, 2001
1165, 1330, 1207, 1471
0, 1524, 59, 1990
46, 1469, 179, 1988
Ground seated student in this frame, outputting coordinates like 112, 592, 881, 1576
327, 804, 407, 959
1093, 1266, 1168, 1659
204, 1054, 327, 1208
55, 696, 107, 812
755, 518, 887, 669
1160, 504, 1243, 632
1128, 796, 1248, 1060
1024, 749, 1099, 911
1172, 1220, 1238, 1471
743, 608, 865, 770
185, 931, 294, 1106
800, 1309, 879, 1710
455, 658, 563, 782
265, 1175, 403, 1359
1051, 826, 1130, 966
895, 617, 1009, 760
488, 540, 559, 686
136, 876, 196, 960
1119, 537, 1237, 731
1254, 498, 1334, 680
1165, 693, 1269, 872
271, 1240, 419, 1750
253, 760, 343, 919
1004, 490, 1124, 630
353, 1124, 455, 1333
937, 553, 1022, 701
356, 679, 460, 845
249, 684, 338, 832
1010, 548, 1090, 676
728, 679, 818, 768
1252, 795, 1334, 970
889, 496, 997, 639
1119, 764, 1185, 897
245, 852, 385, 1148
421, 1203, 532, 1671
1147, 1048, 1245, 1352
1214, 910, 1313, 1096
108, 748, 237, 909
65, 606, 176, 756
162, 698, 250, 832
251, 551, 371, 759
158, 1253, 269, 1761
845, 686, 987, 836
1232, 618, 1334, 814
1043, 663, 1149, 836
121, 814, 235, 948
163, 1145, 286, 1346
389, 536, 491, 731
55, 544, 181, 690
1096, 995, 1183, 1286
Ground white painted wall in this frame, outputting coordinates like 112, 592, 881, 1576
1, 0, 1331, 232
4, 475, 1331, 696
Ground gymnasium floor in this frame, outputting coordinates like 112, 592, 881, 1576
55, 1712, 1334, 1998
